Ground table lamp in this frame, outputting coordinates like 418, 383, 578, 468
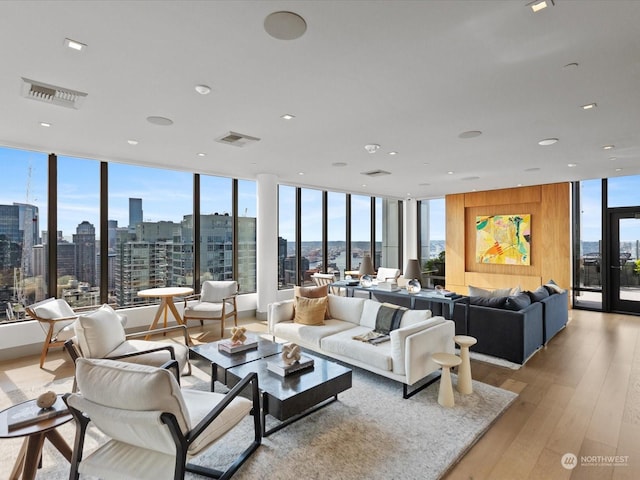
359, 254, 375, 287
404, 259, 422, 293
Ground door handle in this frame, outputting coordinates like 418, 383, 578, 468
611, 266, 622, 270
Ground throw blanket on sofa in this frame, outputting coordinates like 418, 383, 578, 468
375, 303, 407, 334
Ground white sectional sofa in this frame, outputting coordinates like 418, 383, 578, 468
268, 294, 455, 397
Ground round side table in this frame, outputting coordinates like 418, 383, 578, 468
454, 335, 478, 395
0, 395, 73, 480
432, 352, 462, 408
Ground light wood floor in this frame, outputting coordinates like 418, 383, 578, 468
1, 311, 638, 480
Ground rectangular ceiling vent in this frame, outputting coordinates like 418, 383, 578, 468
21, 77, 88, 109
361, 169, 391, 177
216, 131, 261, 147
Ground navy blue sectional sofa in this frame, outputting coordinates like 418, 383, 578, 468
452, 285, 568, 364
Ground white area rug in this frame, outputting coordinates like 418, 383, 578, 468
1, 366, 516, 480
466, 350, 522, 370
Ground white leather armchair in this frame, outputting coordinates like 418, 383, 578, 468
64, 358, 261, 480
183, 280, 238, 338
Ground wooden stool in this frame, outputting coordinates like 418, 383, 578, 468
432, 352, 461, 408
454, 335, 478, 394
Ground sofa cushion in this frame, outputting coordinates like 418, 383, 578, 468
468, 285, 515, 298
273, 319, 356, 348
544, 279, 566, 294
321, 326, 392, 372
504, 292, 532, 311
327, 294, 365, 325
293, 296, 327, 326
528, 286, 550, 302
469, 296, 508, 308
400, 309, 432, 327
295, 284, 331, 319
359, 299, 382, 329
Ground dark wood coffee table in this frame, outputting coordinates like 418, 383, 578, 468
189, 336, 282, 391
226, 352, 352, 436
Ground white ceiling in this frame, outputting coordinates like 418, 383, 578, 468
1, 0, 639, 200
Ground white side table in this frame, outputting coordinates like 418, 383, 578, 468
454, 335, 477, 394
432, 352, 461, 408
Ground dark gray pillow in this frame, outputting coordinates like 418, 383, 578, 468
504, 292, 532, 311
527, 286, 550, 302
470, 296, 508, 308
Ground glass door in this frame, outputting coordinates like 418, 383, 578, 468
609, 209, 640, 314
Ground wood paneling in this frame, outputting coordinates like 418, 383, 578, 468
445, 193, 466, 287
445, 182, 570, 293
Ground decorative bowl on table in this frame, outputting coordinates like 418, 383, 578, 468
360, 275, 373, 288
406, 279, 421, 294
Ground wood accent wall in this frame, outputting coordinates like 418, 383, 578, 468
445, 183, 570, 296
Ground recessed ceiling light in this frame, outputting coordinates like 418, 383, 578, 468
39, 122, 51, 127
609, 157, 617, 161
581, 103, 597, 110
64, 38, 87, 51
603, 144, 615, 150
567, 163, 577, 167
458, 130, 482, 139
538, 138, 558, 146
364, 144, 380, 154
194, 84, 211, 95
147, 116, 173, 126
615, 168, 623, 172
197, 152, 206, 157
361, 184, 367, 187
389, 151, 398, 156
529, 0, 554, 13
298, 172, 304, 176
447, 171, 454, 175
127, 139, 138, 145
332, 162, 347, 167
517, 184, 523, 187
407, 192, 412, 196
281, 114, 295, 120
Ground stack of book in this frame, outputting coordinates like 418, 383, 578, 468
217, 339, 258, 354
7, 396, 68, 431
377, 281, 400, 291
267, 355, 314, 376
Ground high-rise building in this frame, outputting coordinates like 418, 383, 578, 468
128, 198, 143, 233
107, 219, 118, 249
73, 221, 96, 285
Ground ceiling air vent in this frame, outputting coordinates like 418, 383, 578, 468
361, 169, 391, 177
215, 131, 261, 147
21, 77, 87, 109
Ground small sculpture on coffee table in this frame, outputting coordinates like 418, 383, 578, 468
230, 326, 247, 345
282, 343, 301, 365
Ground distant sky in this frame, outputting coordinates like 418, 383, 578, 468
2, 145, 640, 242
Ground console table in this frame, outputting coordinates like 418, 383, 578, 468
334, 283, 470, 328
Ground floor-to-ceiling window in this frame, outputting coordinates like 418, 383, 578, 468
237, 179, 257, 294
350, 194, 372, 272
0, 147, 47, 322
57, 156, 100, 307
327, 192, 346, 279
109, 164, 192, 308
199, 175, 233, 286
418, 198, 446, 287
574, 179, 602, 309
278, 185, 296, 289
300, 188, 323, 286
573, 175, 640, 313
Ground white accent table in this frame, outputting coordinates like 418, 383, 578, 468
454, 335, 477, 394
432, 352, 461, 408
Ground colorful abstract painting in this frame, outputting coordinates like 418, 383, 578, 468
476, 214, 531, 265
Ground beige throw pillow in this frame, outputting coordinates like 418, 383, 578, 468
294, 284, 331, 319
293, 296, 327, 326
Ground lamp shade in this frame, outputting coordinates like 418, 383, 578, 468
404, 259, 422, 281
359, 255, 375, 276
